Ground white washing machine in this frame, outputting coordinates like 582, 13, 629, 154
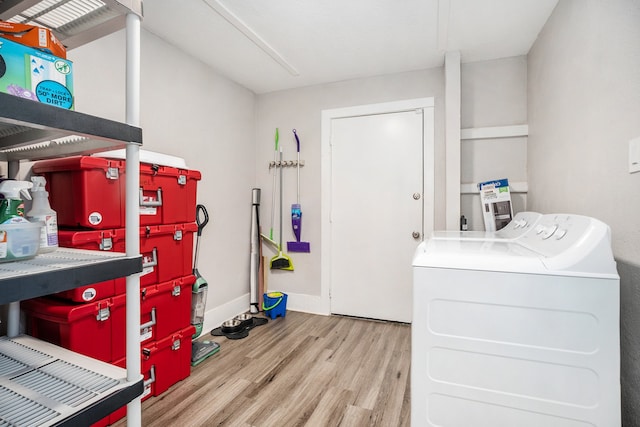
412, 212, 620, 427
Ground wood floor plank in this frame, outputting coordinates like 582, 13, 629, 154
339, 405, 374, 427
349, 327, 395, 408
305, 387, 354, 426
113, 311, 410, 426
335, 322, 404, 411
274, 360, 339, 426
371, 334, 411, 425
147, 377, 252, 426
398, 370, 412, 427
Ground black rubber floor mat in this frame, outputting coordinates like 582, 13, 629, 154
211, 316, 269, 339
211, 327, 249, 340
249, 317, 268, 329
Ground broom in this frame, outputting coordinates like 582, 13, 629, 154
270, 147, 294, 271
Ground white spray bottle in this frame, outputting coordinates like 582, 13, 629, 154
26, 176, 58, 253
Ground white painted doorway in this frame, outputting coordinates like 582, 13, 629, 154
321, 98, 435, 323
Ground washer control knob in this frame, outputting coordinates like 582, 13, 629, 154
412, 231, 421, 239
513, 219, 527, 229
541, 224, 558, 240
555, 228, 568, 240
413, 193, 421, 200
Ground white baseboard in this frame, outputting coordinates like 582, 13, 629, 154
202, 292, 329, 333
284, 291, 330, 315
202, 293, 251, 333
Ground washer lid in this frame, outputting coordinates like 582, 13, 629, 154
414, 213, 618, 278
413, 239, 548, 274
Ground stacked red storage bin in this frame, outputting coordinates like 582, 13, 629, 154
31, 156, 200, 229
24, 156, 201, 426
22, 293, 127, 362
22, 275, 195, 361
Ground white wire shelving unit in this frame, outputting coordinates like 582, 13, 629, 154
0, 1, 145, 425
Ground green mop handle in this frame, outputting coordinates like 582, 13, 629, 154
279, 147, 284, 251
270, 128, 279, 241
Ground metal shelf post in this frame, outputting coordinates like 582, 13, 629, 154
125, 10, 142, 427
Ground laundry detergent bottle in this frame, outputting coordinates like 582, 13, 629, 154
26, 176, 58, 253
0, 180, 33, 224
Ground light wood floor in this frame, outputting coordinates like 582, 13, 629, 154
115, 311, 411, 426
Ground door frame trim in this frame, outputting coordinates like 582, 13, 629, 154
320, 98, 435, 315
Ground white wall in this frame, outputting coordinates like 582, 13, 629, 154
460, 57, 528, 230
255, 69, 444, 302
69, 29, 256, 324
254, 59, 529, 307
527, 0, 640, 424
528, 0, 640, 261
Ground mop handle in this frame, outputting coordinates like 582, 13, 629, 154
270, 128, 279, 240
279, 147, 284, 249
293, 129, 300, 203
194, 204, 208, 270
196, 204, 209, 237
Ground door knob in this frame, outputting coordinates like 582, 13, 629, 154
413, 193, 421, 200
412, 231, 421, 239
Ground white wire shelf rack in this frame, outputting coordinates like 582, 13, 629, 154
0, 334, 143, 426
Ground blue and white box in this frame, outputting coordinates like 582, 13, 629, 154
478, 178, 513, 231
0, 36, 73, 109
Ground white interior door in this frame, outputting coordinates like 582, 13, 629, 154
329, 109, 425, 323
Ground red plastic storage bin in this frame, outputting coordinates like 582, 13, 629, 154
32, 156, 201, 229
22, 294, 127, 363
55, 277, 126, 302
32, 156, 125, 229
23, 275, 195, 363
138, 162, 201, 226
108, 407, 126, 425
138, 275, 195, 345
140, 325, 195, 396
138, 224, 196, 286
109, 325, 196, 424
90, 417, 109, 427
58, 223, 196, 287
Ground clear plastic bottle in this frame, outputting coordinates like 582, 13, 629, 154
26, 176, 58, 253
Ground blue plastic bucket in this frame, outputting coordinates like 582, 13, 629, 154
262, 292, 287, 319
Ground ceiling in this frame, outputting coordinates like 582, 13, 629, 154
142, 0, 559, 94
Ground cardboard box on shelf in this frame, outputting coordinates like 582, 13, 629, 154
0, 36, 73, 109
0, 21, 66, 58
